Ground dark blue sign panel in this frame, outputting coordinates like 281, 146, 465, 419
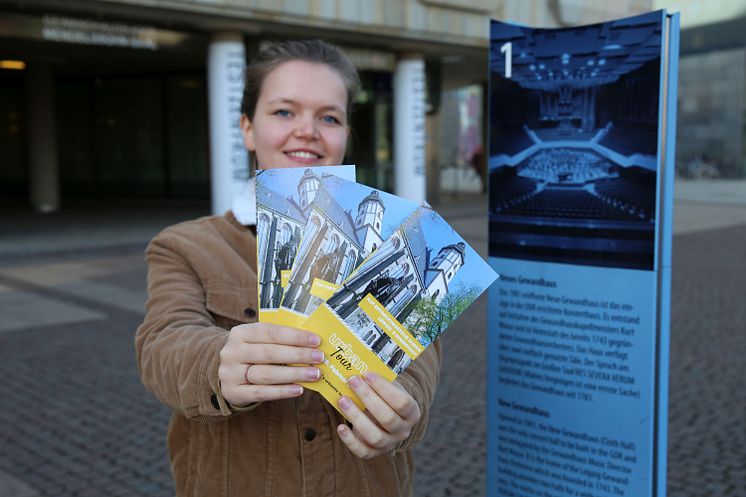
487, 10, 679, 497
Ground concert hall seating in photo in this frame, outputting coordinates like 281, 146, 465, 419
489, 174, 538, 212
532, 127, 597, 142
599, 120, 658, 156
489, 162, 656, 269
491, 124, 534, 155
501, 186, 641, 221
593, 177, 654, 221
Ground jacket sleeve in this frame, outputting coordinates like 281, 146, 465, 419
392, 338, 443, 453
135, 229, 255, 422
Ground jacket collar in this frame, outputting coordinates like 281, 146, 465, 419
231, 178, 256, 226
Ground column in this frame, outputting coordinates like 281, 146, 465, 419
208, 33, 248, 215
26, 64, 60, 213
394, 55, 426, 203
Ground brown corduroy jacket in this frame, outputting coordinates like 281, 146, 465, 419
135, 212, 442, 497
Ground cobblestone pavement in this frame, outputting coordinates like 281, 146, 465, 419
0, 199, 744, 496
665, 223, 746, 497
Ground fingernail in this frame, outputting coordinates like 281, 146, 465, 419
308, 334, 321, 346
337, 425, 349, 437
348, 375, 362, 388
339, 397, 352, 411
291, 385, 303, 396
306, 368, 320, 380
311, 351, 324, 363
364, 372, 379, 382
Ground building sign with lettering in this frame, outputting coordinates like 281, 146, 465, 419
0, 13, 199, 51
41, 15, 158, 49
487, 10, 679, 497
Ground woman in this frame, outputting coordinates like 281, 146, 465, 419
135, 40, 442, 496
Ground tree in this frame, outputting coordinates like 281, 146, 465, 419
404, 284, 480, 347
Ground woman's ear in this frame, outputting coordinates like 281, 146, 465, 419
240, 114, 255, 151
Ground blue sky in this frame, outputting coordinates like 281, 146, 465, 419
410, 207, 497, 293
320, 176, 419, 239
256, 165, 356, 203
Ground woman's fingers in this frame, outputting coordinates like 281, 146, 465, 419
239, 342, 324, 365
219, 323, 324, 407
223, 383, 304, 405
365, 373, 420, 421
226, 323, 323, 365
235, 323, 321, 347
336, 373, 422, 458
337, 395, 394, 451
245, 364, 321, 384
346, 375, 407, 434
336, 423, 378, 459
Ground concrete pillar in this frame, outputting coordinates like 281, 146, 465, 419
26, 64, 60, 213
208, 33, 248, 215
393, 55, 426, 203
425, 111, 441, 204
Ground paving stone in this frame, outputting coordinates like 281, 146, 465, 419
0, 468, 39, 497
0, 290, 105, 334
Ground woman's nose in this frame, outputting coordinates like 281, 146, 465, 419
294, 115, 319, 140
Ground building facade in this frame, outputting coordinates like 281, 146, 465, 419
657, 0, 746, 179
0, 0, 656, 212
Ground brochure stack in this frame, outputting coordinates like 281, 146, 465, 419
254, 166, 498, 412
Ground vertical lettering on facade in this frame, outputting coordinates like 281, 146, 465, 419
226, 51, 248, 182
412, 67, 426, 177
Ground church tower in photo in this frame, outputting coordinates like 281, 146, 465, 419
298, 168, 321, 210
424, 242, 466, 303
354, 190, 385, 255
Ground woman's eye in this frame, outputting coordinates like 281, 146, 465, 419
321, 115, 341, 125
274, 109, 292, 117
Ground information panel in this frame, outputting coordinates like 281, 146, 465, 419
487, 10, 679, 497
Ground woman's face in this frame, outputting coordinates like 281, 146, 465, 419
241, 60, 350, 169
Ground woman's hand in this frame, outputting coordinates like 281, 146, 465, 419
218, 322, 324, 407
336, 373, 421, 459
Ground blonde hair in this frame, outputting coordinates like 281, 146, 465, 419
241, 39, 360, 122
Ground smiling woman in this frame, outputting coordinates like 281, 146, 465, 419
240, 60, 350, 168
239, 40, 360, 170
135, 39, 442, 497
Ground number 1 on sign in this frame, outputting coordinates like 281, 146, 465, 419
500, 42, 512, 78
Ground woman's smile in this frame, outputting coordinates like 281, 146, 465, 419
285, 148, 324, 163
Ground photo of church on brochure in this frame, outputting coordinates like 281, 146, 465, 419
277, 174, 418, 328
255, 166, 355, 323
302, 205, 497, 412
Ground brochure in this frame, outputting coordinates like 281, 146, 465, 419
300, 205, 498, 412
277, 175, 419, 328
255, 166, 355, 323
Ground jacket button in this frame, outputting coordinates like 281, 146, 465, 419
304, 428, 316, 442
244, 308, 257, 318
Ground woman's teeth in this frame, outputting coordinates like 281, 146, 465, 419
287, 151, 320, 159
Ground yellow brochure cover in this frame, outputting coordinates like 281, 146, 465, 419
275, 307, 306, 328
300, 303, 397, 411
258, 309, 280, 324
300, 205, 498, 415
